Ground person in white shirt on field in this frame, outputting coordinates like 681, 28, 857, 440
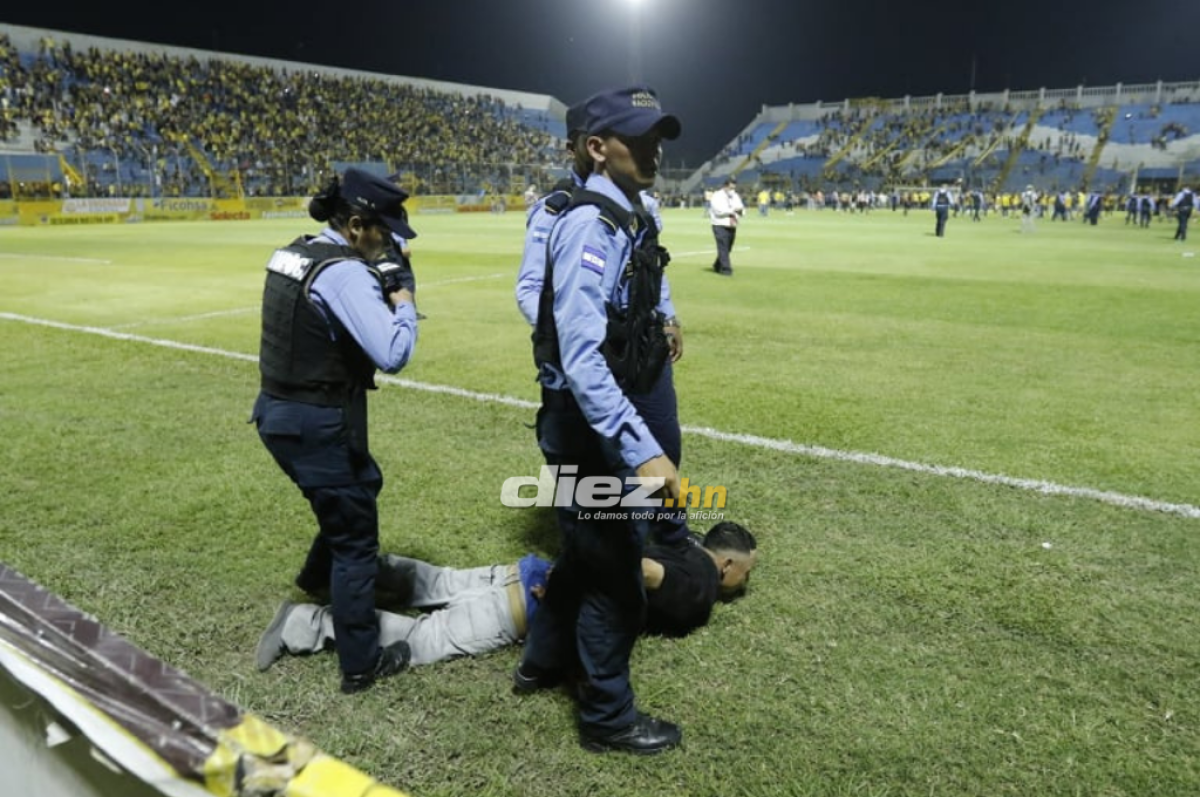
709, 177, 745, 276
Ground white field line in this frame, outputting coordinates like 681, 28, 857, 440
104, 273, 504, 329
0, 252, 112, 264
419, 272, 506, 288
3, 310, 1198, 520
109, 306, 259, 329
670, 247, 752, 258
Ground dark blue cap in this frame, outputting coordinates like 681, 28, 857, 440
340, 168, 417, 239
565, 101, 588, 141
578, 86, 681, 140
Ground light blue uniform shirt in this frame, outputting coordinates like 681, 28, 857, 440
308, 228, 418, 374
640, 190, 664, 233
516, 177, 675, 327
543, 174, 664, 469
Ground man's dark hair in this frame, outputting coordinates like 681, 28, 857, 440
702, 521, 756, 554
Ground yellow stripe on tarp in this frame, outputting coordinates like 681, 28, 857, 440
285, 755, 408, 797
221, 714, 292, 757
202, 714, 406, 797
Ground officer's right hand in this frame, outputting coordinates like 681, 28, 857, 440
664, 323, 683, 362
389, 288, 415, 307
637, 455, 680, 505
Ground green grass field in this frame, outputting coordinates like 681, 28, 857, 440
2, 207, 1198, 796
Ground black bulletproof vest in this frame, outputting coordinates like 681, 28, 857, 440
259, 236, 382, 405
532, 188, 670, 395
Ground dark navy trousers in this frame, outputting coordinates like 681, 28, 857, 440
711, 225, 736, 274
252, 391, 382, 678
1176, 208, 1191, 240
521, 390, 651, 733
628, 361, 689, 546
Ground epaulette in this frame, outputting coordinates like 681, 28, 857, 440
543, 189, 572, 216
569, 188, 639, 239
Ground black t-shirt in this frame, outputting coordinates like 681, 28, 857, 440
644, 540, 721, 637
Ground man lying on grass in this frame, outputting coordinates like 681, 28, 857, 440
256, 521, 757, 670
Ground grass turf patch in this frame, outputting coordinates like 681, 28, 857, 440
1, 208, 1198, 795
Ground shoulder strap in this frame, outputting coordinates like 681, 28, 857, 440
283, 236, 375, 294
570, 188, 639, 240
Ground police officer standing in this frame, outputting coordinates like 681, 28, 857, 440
1139, 192, 1154, 228
1052, 191, 1069, 222
931, 184, 954, 237
515, 86, 685, 754
516, 100, 690, 548
1170, 185, 1195, 241
1085, 191, 1103, 226
252, 168, 419, 694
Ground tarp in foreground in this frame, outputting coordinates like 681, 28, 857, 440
0, 563, 407, 797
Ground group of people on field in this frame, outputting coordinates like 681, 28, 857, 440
250, 85, 759, 757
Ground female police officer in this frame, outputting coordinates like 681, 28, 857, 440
251, 168, 418, 693
515, 86, 686, 753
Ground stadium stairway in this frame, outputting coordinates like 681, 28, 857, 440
972, 119, 1010, 168
183, 138, 242, 199
861, 137, 901, 172
995, 106, 1044, 189
732, 120, 789, 180
1082, 106, 1116, 189
926, 136, 970, 171
823, 110, 879, 175
57, 154, 83, 190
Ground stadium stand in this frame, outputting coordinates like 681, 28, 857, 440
687, 83, 1200, 202
0, 24, 568, 199
5, 21, 1200, 207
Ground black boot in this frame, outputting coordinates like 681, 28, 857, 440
340, 640, 411, 694
580, 713, 682, 754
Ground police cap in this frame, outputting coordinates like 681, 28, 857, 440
565, 101, 588, 142
579, 85, 681, 140
341, 168, 417, 239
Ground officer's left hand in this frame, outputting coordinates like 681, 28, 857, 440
664, 322, 683, 362
637, 455, 680, 505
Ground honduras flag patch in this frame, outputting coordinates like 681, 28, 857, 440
581, 246, 606, 275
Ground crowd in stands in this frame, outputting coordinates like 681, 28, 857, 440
6, 31, 1200, 202
702, 92, 1200, 199
0, 35, 21, 143
0, 33, 565, 198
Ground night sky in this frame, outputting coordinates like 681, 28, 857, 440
4, 1, 1200, 167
